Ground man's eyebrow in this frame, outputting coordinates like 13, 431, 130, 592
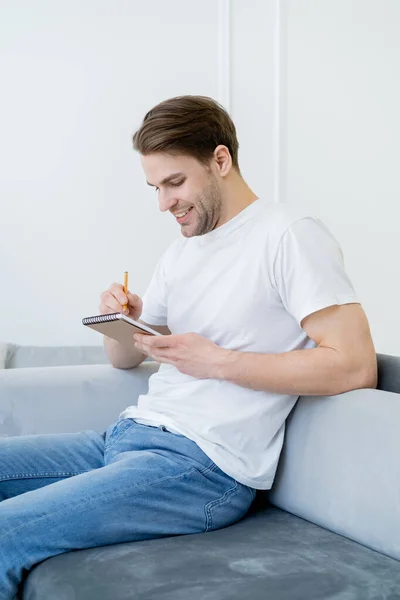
146, 172, 186, 187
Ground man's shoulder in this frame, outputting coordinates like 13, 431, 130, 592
263, 200, 318, 234
257, 201, 317, 248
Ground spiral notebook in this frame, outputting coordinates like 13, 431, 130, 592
82, 313, 162, 345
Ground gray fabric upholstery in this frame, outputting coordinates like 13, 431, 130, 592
4, 343, 154, 369
22, 507, 400, 600
6, 344, 109, 368
376, 352, 400, 394
0, 362, 159, 437
269, 387, 400, 562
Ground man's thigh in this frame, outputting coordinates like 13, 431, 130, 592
0, 420, 255, 598
1, 426, 253, 552
0, 428, 106, 501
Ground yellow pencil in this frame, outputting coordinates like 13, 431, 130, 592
123, 271, 128, 310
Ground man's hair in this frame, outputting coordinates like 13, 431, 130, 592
132, 95, 240, 171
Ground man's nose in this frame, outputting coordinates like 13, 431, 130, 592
158, 189, 178, 213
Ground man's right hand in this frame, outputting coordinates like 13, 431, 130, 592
99, 283, 143, 322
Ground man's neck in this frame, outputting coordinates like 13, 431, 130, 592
217, 173, 259, 228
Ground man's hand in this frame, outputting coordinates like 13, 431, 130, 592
100, 283, 143, 321
133, 332, 228, 379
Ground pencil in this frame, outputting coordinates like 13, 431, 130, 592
123, 271, 128, 310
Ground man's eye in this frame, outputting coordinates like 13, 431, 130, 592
170, 181, 184, 187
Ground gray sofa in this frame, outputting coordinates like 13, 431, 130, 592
1, 353, 399, 599
1, 343, 109, 369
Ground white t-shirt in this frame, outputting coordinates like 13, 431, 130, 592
119, 198, 359, 489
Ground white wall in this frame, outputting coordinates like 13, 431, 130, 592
282, 0, 400, 355
2, 0, 398, 355
0, 0, 275, 345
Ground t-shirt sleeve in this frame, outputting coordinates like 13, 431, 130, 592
139, 255, 168, 326
273, 217, 360, 327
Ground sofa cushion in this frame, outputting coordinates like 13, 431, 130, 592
22, 506, 400, 600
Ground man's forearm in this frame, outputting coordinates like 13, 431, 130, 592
104, 336, 147, 369
215, 346, 375, 396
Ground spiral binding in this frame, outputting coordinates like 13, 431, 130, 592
82, 313, 119, 325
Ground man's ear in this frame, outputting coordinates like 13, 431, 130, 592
213, 145, 232, 177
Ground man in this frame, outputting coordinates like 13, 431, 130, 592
0, 95, 377, 598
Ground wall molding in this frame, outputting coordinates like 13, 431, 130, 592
217, 0, 231, 113
273, 0, 285, 203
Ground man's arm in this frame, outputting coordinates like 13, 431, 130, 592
215, 303, 378, 396
105, 321, 171, 369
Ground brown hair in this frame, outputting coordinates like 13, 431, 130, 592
132, 95, 240, 170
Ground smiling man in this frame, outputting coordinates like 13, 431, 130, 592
0, 95, 377, 599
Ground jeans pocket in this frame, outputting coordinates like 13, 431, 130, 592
104, 418, 135, 452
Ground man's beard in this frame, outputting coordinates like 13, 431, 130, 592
186, 178, 222, 238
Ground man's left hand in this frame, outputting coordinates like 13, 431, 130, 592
133, 332, 228, 379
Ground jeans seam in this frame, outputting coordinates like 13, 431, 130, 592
0, 471, 89, 481
195, 462, 219, 477
104, 420, 136, 452
0, 466, 201, 545
105, 422, 219, 478
204, 480, 238, 532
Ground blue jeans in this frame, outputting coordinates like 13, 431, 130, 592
0, 418, 256, 599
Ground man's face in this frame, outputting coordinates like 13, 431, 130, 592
141, 153, 222, 238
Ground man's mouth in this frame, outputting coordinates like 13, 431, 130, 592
175, 206, 194, 223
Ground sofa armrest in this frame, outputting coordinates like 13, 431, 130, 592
0, 362, 159, 437
269, 388, 400, 561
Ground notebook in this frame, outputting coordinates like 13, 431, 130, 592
82, 313, 162, 345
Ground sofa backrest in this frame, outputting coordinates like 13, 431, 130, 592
269, 352, 400, 562
376, 352, 400, 393
6, 345, 109, 368
5, 344, 156, 369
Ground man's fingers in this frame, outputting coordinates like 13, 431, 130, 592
135, 334, 173, 347
100, 291, 122, 314
127, 292, 140, 306
109, 283, 128, 306
106, 298, 123, 313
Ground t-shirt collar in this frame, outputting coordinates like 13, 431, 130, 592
193, 198, 263, 245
